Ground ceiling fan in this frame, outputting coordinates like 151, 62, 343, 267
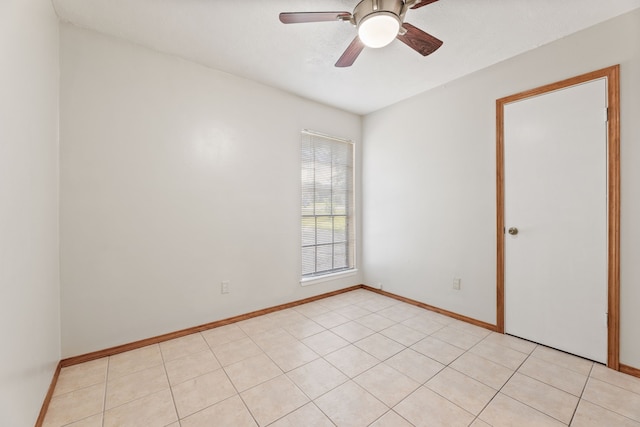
279, 0, 443, 67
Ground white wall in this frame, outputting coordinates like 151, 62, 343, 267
363, 9, 640, 368
0, 0, 60, 425
59, 25, 362, 357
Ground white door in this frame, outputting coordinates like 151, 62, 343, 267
504, 78, 608, 363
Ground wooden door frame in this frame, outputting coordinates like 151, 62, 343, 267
496, 65, 620, 369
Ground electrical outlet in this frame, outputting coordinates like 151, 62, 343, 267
221, 280, 230, 294
375, 282, 383, 290
453, 278, 461, 290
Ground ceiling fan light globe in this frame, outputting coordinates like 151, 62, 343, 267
358, 13, 400, 48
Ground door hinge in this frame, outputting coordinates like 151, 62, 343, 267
604, 107, 609, 122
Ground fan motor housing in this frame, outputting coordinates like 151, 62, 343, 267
353, 0, 404, 25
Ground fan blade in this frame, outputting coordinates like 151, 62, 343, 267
335, 36, 365, 67
410, 0, 438, 9
396, 23, 443, 56
279, 12, 351, 24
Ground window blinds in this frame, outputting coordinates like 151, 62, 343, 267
301, 131, 355, 277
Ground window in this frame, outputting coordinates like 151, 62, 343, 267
301, 130, 355, 280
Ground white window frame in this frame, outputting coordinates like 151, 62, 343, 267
300, 130, 356, 285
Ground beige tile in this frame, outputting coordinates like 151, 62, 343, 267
251, 328, 298, 352
180, 395, 257, 427
224, 353, 283, 392
164, 349, 221, 386
518, 354, 587, 396
357, 296, 398, 312
54, 358, 108, 396
201, 323, 247, 347
502, 373, 579, 424
591, 363, 640, 395
293, 301, 331, 318
348, 289, 378, 301
317, 295, 353, 310
571, 399, 640, 427
582, 377, 640, 422
394, 386, 474, 427
411, 336, 465, 365
378, 304, 423, 322
237, 316, 280, 337
531, 345, 593, 376
355, 363, 419, 407
380, 323, 427, 347
431, 325, 485, 350
159, 333, 209, 362
400, 315, 446, 335
302, 330, 349, 356
108, 344, 163, 379
65, 413, 103, 427
426, 367, 497, 415
42, 383, 104, 427
447, 320, 492, 338
283, 319, 325, 339
287, 358, 348, 399
212, 337, 263, 366
355, 313, 397, 331
171, 369, 237, 418
412, 310, 456, 326
450, 351, 514, 390
479, 393, 565, 427
310, 311, 350, 329
470, 419, 492, 427
369, 411, 413, 427
269, 402, 334, 427
325, 294, 364, 308
241, 375, 309, 426
324, 345, 380, 378
469, 340, 528, 370
333, 304, 372, 320
268, 309, 306, 327
103, 388, 177, 427
265, 341, 319, 372
483, 332, 537, 354
105, 364, 169, 410
315, 381, 388, 427
355, 333, 405, 361
385, 348, 445, 383
330, 321, 375, 342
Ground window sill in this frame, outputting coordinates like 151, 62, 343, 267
300, 269, 358, 287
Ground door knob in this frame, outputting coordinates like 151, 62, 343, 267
508, 227, 518, 235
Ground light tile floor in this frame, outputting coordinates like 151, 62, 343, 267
43, 289, 640, 427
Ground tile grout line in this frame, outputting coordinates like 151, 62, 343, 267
102, 357, 109, 427
578, 375, 640, 424
260, 298, 372, 425
567, 362, 595, 426
157, 343, 180, 425
276, 295, 397, 425
199, 330, 262, 427
234, 322, 310, 426
456, 332, 537, 426
48, 291, 640, 427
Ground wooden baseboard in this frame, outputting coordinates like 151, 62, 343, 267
37, 281, 640, 426
620, 363, 640, 379
361, 285, 498, 332
34, 361, 61, 427
61, 285, 363, 367
61, 283, 500, 367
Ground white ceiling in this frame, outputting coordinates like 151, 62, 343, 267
52, 0, 640, 115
